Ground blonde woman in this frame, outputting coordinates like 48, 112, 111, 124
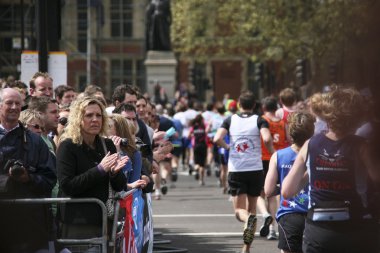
56, 96, 128, 238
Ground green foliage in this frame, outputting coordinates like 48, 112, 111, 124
171, 0, 370, 64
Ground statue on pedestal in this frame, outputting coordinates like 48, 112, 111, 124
146, 0, 171, 51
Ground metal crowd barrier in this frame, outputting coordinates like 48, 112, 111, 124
1, 189, 137, 253
1, 188, 189, 253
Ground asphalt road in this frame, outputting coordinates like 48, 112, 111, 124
151, 168, 278, 253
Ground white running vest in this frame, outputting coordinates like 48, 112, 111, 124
228, 114, 263, 172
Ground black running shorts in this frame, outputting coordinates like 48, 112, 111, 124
228, 170, 263, 197
278, 212, 306, 253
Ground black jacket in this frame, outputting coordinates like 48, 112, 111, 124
57, 136, 126, 225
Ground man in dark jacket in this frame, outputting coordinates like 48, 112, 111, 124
0, 88, 57, 253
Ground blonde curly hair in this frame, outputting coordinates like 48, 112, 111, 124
318, 86, 365, 137
59, 96, 109, 145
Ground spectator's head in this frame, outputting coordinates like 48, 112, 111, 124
319, 86, 365, 137
113, 102, 139, 131
149, 102, 159, 130
279, 88, 296, 107
28, 96, 59, 132
109, 114, 136, 151
0, 88, 23, 128
19, 109, 45, 135
54, 85, 76, 106
84, 84, 105, 100
238, 90, 256, 111
60, 96, 108, 145
136, 94, 147, 120
112, 84, 137, 107
287, 112, 315, 147
57, 108, 70, 137
29, 72, 53, 97
261, 96, 278, 113
9, 80, 28, 104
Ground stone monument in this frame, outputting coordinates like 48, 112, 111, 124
145, 0, 177, 98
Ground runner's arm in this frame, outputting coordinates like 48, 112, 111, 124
282, 140, 309, 198
264, 152, 278, 197
260, 127, 275, 154
213, 128, 229, 150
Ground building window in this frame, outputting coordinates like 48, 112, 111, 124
77, 0, 87, 52
110, 58, 145, 91
110, 0, 133, 38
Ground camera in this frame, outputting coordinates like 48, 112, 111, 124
120, 138, 129, 147
3, 159, 25, 177
135, 137, 150, 158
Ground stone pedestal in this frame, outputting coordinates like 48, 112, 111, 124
144, 50, 177, 99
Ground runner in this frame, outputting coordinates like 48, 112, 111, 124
275, 88, 297, 124
214, 90, 274, 253
264, 112, 315, 253
188, 114, 208, 185
282, 86, 379, 253
258, 96, 289, 240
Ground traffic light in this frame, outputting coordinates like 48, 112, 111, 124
295, 59, 307, 85
329, 63, 337, 83
188, 67, 195, 84
254, 63, 264, 86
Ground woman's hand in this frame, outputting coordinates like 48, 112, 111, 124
128, 179, 147, 189
99, 152, 119, 172
110, 155, 129, 174
153, 130, 166, 143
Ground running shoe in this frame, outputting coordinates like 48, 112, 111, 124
171, 169, 178, 182
243, 214, 257, 245
214, 167, 220, 178
259, 214, 273, 237
194, 172, 200, 181
161, 185, 168, 195
206, 165, 211, 176
267, 230, 278, 240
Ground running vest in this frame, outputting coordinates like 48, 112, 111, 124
276, 147, 309, 220
228, 114, 262, 172
191, 124, 206, 146
261, 115, 288, 161
307, 133, 368, 219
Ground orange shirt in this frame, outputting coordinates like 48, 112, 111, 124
261, 115, 288, 161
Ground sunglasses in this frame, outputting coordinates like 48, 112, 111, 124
59, 117, 68, 126
27, 124, 45, 131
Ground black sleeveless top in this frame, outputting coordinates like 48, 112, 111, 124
307, 133, 369, 219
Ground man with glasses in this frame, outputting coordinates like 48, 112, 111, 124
0, 88, 56, 253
